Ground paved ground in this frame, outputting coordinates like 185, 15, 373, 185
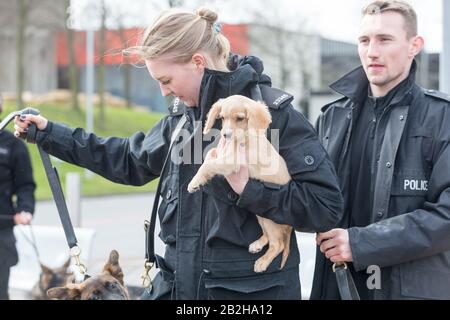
9, 193, 317, 299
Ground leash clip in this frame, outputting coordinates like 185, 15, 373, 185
141, 260, 154, 288
70, 245, 87, 275
332, 262, 348, 273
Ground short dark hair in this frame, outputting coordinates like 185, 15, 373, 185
362, 0, 418, 38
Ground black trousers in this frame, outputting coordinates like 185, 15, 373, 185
0, 263, 11, 300
0, 228, 19, 300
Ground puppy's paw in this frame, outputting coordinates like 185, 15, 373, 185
249, 242, 264, 254
187, 182, 200, 193
253, 258, 269, 273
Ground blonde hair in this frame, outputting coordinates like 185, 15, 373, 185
362, 1, 418, 38
124, 7, 230, 66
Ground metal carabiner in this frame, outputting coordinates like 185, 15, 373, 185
141, 260, 154, 288
70, 245, 87, 275
332, 262, 348, 273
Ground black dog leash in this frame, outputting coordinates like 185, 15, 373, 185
141, 114, 188, 288
333, 262, 361, 300
0, 108, 88, 279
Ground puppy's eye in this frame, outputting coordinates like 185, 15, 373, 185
236, 117, 245, 122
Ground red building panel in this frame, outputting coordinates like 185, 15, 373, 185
56, 24, 249, 66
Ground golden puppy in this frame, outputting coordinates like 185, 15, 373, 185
188, 95, 293, 273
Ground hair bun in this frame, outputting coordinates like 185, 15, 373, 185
196, 7, 218, 24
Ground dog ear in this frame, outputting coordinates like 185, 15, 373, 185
40, 263, 54, 275
62, 257, 71, 270
102, 250, 125, 285
247, 100, 272, 131
204, 100, 222, 135
47, 286, 81, 300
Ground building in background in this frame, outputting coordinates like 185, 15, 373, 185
0, 0, 65, 95
0, 4, 440, 117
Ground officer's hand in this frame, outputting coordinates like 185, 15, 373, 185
316, 229, 353, 263
225, 143, 249, 195
14, 114, 48, 138
14, 211, 33, 225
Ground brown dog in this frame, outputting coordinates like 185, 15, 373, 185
30, 258, 73, 300
187, 95, 293, 273
47, 250, 130, 300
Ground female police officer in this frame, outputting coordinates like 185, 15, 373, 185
14, 7, 343, 300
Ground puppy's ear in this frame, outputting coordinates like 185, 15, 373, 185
247, 101, 272, 131
103, 250, 125, 285
204, 100, 222, 135
47, 286, 81, 300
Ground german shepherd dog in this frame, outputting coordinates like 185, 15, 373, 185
30, 258, 73, 300
188, 95, 293, 273
47, 250, 130, 300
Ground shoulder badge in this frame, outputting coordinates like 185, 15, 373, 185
259, 86, 293, 110
424, 89, 450, 103
168, 97, 186, 116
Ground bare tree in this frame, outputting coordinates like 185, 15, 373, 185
65, 0, 80, 112
246, 0, 315, 111
97, 0, 107, 127
115, 15, 133, 109
16, 0, 27, 109
1, 0, 65, 109
168, 0, 184, 7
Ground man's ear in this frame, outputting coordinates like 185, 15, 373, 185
409, 36, 424, 58
191, 53, 207, 70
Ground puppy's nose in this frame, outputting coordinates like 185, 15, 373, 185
222, 129, 233, 140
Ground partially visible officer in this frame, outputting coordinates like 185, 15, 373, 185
0, 93, 36, 300
311, 0, 450, 300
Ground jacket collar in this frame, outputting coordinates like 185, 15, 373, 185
330, 60, 418, 107
196, 54, 270, 121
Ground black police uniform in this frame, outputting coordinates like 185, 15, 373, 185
33, 55, 344, 300
0, 129, 36, 300
312, 61, 450, 300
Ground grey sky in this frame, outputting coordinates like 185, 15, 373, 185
72, 0, 443, 52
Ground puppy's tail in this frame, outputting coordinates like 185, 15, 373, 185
280, 227, 292, 269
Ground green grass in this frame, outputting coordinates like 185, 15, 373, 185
1, 102, 165, 200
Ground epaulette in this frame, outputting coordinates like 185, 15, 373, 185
321, 96, 347, 113
168, 97, 186, 116
259, 86, 294, 110
424, 89, 450, 103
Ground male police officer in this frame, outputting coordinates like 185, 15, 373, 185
311, 0, 450, 299
0, 93, 35, 299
